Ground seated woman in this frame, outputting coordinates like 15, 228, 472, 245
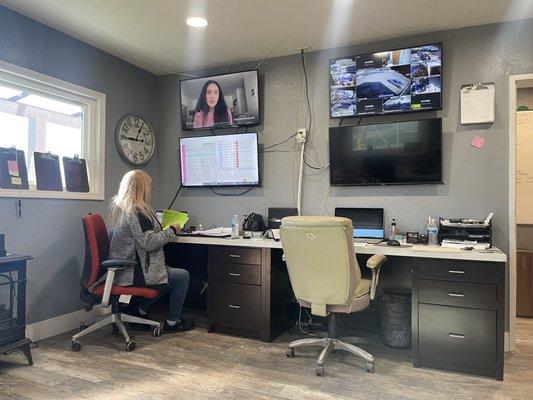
193, 80, 234, 128
108, 169, 194, 333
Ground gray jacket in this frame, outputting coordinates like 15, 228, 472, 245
108, 210, 175, 286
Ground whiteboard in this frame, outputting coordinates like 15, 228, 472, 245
516, 111, 533, 224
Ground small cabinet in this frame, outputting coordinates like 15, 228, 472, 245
207, 245, 293, 342
413, 258, 505, 380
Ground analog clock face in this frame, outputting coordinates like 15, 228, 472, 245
116, 115, 155, 165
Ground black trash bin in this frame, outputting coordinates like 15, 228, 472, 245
377, 289, 411, 349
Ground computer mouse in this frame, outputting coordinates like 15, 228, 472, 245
387, 239, 401, 247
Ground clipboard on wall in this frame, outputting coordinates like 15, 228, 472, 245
0, 147, 29, 190
34, 151, 63, 191
460, 82, 495, 125
62, 155, 90, 192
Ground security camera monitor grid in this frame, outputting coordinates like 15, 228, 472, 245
329, 43, 442, 117
180, 70, 260, 131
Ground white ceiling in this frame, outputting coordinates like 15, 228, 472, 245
1, 0, 533, 75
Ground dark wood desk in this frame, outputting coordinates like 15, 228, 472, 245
168, 237, 507, 380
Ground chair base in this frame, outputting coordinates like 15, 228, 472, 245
287, 336, 375, 375
71, 312, 161, 352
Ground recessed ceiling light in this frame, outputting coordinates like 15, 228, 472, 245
186, 17, 208, 28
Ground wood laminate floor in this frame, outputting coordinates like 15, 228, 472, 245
1, 317, 533, 400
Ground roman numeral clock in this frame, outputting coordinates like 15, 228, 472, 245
115, 114, 155, 166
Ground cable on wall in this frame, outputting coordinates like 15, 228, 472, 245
209, 186, 255, 196
167, 185, 183, 209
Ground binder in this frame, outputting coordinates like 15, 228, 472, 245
0, 147, 29, 190
62, 155, 89, 192
460, 82, 495, 125
34, 151, 62, 191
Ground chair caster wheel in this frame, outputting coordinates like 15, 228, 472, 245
71, 341, 81, 352
364, 362, 375, 373
316, 365, 325, 376
79, 323, 87, 332
125, 341, 136, 352
286, 348, 294, 358
153, 327, 162, 337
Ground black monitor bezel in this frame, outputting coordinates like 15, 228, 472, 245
178, 132, 261, 188
179, 69, 260, 132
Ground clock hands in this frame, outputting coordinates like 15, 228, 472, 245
121, 134, 144, 143
135, 122, 145, 140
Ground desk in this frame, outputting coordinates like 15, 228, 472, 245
170, 236, 507, 380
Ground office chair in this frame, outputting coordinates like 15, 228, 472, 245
71, 214, 162, 352
281, 216, 386, 376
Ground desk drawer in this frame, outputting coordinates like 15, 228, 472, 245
212, 246, 262, 265
211, 282, 260, 332
212, 262, 261, 285
418, 279, 497, 310
418, 259, 497, 283
419, 304, 496, 367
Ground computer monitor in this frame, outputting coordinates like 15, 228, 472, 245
334, 208, 384, 239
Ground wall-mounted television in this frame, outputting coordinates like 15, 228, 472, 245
329, 43, 442, 118
179, 132, 260, 187
180, 70, 259, 131
329, 118, 442, 186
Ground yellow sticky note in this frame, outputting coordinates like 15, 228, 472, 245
162, 209, 189, 230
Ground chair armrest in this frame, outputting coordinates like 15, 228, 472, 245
366, 254, 387, 300
101, 259, 137, 269
366, 254, 387, 269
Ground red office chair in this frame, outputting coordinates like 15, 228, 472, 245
71, 214, 162, 352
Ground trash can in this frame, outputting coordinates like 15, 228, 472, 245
376, 289, 411, 348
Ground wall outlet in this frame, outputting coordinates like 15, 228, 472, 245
296, 128, 307, 143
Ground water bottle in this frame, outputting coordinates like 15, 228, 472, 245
389, 219, 398, 240
231, 215, 240, 239
427, 217, 438, 246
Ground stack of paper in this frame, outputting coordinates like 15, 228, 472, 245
161, 209, 189, 230
441, 239, 490, 250
192, 227, 232, 237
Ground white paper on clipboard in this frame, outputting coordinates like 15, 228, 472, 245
460, 82, 495, 125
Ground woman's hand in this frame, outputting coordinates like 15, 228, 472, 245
171, 223, 181, 234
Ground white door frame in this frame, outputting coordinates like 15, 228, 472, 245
508, 73, 533, 352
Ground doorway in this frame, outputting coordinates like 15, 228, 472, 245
509, 74, 533, 352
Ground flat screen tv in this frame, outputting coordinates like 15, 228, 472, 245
329, 118, 442, 186
180, 70, 259, 131
179, 132, 260, 187
329, 43, 442, 117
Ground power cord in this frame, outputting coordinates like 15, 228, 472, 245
209, 186, 255, 196
260, 133, 297, 152
167, 185, 183, 209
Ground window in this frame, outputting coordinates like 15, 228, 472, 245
0, 60, 105, 200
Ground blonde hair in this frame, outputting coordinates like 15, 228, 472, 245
110, 170, 154, 225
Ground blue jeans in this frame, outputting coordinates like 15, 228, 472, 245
139, 267, 190, 321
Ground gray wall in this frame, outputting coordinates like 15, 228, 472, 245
156, 19, 533, 255
0, 6, 158, 324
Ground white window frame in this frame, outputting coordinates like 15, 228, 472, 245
0, 60, 106, 201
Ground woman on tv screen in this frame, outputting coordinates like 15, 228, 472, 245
193, 80, 234, 128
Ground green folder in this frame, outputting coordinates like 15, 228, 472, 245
162, 209, 189, 230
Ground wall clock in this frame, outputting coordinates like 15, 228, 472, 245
115, 114, 155, 166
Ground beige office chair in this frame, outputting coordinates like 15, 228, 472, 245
281, 216, 386, 376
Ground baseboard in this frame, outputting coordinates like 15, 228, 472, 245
26, 305, 108, 342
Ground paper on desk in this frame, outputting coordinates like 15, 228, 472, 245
193, 227, 232, 237
162, 209, 189, 230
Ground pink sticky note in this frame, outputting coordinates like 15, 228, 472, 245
470, 136, 485, 149
7, 160, 19, 177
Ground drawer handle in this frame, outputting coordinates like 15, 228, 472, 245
228, 304, 241, 309
229, 254, 241, 258
449, 333, 466, 339
448, 292, 465, 298
448, 270, 466, 274
229, 272, 241, 277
